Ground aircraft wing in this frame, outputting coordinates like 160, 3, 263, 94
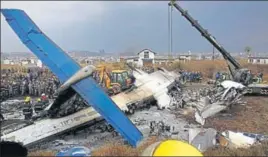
1, 9, 143, 147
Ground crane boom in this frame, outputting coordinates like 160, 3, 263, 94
169, 1, 242, 74
168, 1, 268, 96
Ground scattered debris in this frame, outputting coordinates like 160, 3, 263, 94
220, 130, 268, 149
178, 81, 246, 125
189, 128, 217, 152
56, 146, 91, 156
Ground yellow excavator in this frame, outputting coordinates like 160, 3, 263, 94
94, 64, 135, 95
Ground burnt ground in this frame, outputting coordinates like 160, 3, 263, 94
205, 96, 268, 134
204, 96, 268, 156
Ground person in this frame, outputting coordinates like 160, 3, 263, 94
258, 72, 263, 83
222, 72, 226, 81
28, 81, 33, 95
22, 96, 33, 120
141, 139, 203, 156
0, 141, 28, 157
41, 93, 49, 104
245, 70, 253, 85
215, 72, 220, 81
34, 98, 43, 114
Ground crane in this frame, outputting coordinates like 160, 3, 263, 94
169, 0, 268, 95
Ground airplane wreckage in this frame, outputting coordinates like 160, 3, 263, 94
0, 7, 254, 148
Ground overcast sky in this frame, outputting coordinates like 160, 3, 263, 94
1, 1, 268, 54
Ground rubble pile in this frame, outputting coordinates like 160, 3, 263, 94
176, 83, 246, 125
1, 78, 267, 154
1, 99, 25, 119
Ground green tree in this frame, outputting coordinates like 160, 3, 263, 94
244, 46, 252, 57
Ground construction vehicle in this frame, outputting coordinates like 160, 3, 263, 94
94, 65, 134, 95
169, 0, 268, 96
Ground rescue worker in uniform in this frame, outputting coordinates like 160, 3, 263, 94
41, 93, 49, 105
22, 96, 33, 120
34, 98, 43, 114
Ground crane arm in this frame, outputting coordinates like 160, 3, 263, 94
169, 1, 242, 75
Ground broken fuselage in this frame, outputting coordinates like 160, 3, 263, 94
0, 68, 181, 147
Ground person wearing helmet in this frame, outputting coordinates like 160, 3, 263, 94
40, 93, 49, 108
142, 140, 203, 156
23, 96, 33, 120
34, 98, 43, 114
24, 96, 31, 103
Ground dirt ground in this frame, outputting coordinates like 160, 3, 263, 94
205, 96, 268, 134
204, 96, 268, 156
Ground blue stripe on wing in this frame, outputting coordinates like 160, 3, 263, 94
1, 9, 143, 147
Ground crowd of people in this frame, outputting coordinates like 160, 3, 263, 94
215, 71, 231, 83
179, 70, 203, 83
0, 68, 60, 102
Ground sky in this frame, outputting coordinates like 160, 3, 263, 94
1, 1, 268, 54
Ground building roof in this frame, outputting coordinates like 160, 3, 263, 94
248, 56, 268, 59
123, 56, 139, 60
142, 58, 153, 61
137, 49, 157, 55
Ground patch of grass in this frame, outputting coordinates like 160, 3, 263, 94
91, 136, 159, 156
204, 142, 268, 156
165, 59, 268, 81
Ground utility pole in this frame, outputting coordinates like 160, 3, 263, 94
168, 1, 174, 62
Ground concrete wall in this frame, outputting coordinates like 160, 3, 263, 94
248, 58, 268, 64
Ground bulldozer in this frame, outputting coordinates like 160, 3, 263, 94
93, 64, 135, 95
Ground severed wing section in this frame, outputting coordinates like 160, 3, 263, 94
1, 9, 143, 147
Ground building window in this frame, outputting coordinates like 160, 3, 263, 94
144, 51, 149, 59
257, 59, 260, 63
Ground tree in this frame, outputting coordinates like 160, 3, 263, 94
244, 46, 252, 57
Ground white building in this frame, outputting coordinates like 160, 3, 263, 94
30, 58, 35, 64
137, 49, 156, 67
36, 59, 43, 68
2, 59, 11, 64
21, 60, 30, 65
248, 57, 268, 64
